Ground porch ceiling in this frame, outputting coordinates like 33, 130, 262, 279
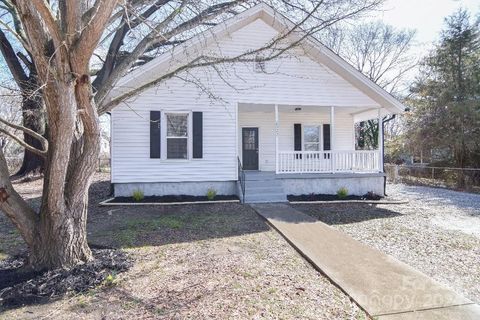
238, 103, 376, 116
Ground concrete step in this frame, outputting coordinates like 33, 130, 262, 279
245, 180, 280, 188
246, 185, 285, 193
241, 171, 287, 203
244, 193, 287, 203
244, 172, 277, 181
246, 199, 287, 204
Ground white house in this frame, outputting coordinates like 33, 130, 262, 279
107, 4, 406, 203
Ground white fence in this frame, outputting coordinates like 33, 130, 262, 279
277, 150, 381, 174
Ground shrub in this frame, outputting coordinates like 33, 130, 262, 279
206, 188, 217, 201
336, 187, 348, 199
103, 273, 118, 287
132, 189, 144, 202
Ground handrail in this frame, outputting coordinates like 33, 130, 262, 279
237, 157, 246, 203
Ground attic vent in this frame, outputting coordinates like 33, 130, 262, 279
254, 56, 266, 73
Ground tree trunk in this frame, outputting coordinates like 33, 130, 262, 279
14, 96, 45, 177
1, 0, 114, 271
30, 201, 92, 269
27, 79, 99, 270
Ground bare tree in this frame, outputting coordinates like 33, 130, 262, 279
325, 21, 417, 95
0, 0, 385, 270
323, 21, 416, 149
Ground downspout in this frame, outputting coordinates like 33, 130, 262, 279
107, 111, 114, 196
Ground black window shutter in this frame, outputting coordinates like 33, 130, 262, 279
294, 123, 302, 151
323, 124, 331, 151
150, 111, 161, 158
192, 112, 203, 159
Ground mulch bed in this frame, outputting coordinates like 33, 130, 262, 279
0, 248, 132, 310
288, 192, 383, 202
108, 194, 239, 204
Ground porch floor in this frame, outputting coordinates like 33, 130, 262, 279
245, 170, 385, 180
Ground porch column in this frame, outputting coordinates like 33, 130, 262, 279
275, 104, 279, 174
330, 106, 335, 173
378, 108, 384, 172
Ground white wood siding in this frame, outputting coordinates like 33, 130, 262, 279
238, 108, 354, 171
111, 78, 237, 183
111, 18, 375, 183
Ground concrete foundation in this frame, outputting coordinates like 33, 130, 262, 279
114, 173, 385, 199
114, 181, 237, 197
278, 173, 385, 196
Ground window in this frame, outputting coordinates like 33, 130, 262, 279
303, 126, 320, 151
166, 113, 188, 159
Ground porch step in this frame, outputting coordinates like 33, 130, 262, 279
241, 171, 287, 203
245, 180, 281, 189
245, 185, 284, 193
244, 171, 277, 181
245, 193, 287, 203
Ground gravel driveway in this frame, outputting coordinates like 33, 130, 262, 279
292, 183, 480, 304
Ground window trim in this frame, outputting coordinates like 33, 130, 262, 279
162, 111, 192, 160
302, 124, 323, 151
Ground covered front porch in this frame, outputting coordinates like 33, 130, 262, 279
237, 103, 384, 175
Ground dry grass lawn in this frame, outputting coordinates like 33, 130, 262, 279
0, 174, 368, 319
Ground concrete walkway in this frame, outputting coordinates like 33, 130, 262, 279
251, 203, 480, 320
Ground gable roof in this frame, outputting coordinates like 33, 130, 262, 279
107, 3, 406, 114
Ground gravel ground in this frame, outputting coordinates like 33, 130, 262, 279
293, 183, 480, 304
1, 174, 368, 319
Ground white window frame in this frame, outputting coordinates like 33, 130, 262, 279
302, 124, 322, 151
162, 111, 192, 161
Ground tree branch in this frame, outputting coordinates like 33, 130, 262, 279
74, 0, 119, 64
0, 0, 30, 49
0, 28, 29, 88
0, 127, 47, 157
29, 0, 63, 44
95, 0, 245, 106
58, 0, 80, 43
92, 0, 171, 89
0, 116, 48, 155
0, 148, 37, 247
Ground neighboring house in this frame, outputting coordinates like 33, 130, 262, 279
106, 4, 406, 203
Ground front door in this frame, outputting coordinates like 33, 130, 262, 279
242, 127, 259, 170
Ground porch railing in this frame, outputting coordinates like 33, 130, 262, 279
277, 150, 381, 174
237, 156, 246, 203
